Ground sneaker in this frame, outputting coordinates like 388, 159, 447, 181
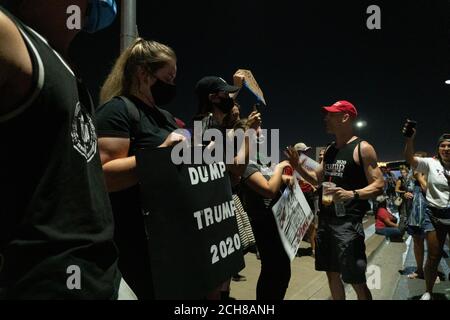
420, 292, 431, 300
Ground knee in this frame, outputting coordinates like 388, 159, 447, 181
327, 272, 342, 283
427, 243, 443, 262
427, 252, 442, 263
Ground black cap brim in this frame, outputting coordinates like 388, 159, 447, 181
220, 84, 240, 93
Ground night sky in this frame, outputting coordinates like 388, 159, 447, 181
70, 0, 450, 161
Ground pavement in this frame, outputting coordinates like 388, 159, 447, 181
230, 215, 450, 300
393, 236, 450, 300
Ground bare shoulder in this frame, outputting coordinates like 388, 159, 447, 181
360, 141, 377, 156
354, 140, 379, 165
0, 10, 25, 71
0, 10, 33, 116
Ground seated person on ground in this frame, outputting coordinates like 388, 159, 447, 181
375, 195, 404, 241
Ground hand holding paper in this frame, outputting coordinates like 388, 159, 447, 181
233, 70, 246, 88
246, 110, 262, 130
232, 69, 266, 105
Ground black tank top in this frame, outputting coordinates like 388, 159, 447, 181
321, 138, 370, 217
0, 7, 120, 299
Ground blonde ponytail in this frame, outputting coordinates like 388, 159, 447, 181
99, 38, 176, 105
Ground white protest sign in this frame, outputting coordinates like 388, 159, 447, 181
299, 153, 320, 171
272, 178, 314, 261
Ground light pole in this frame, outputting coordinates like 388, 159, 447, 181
120, 0, 138, 53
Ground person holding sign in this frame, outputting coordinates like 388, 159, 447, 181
286, 100, 384, 300
240, 152, 296, 300
193, 76, 261, 299
194, 76, 261, 177
96, 38, 185, 299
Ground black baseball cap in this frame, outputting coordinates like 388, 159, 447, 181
195, 76, 240, 98
438, 133, 450, 147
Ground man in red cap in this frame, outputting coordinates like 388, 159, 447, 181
287, 100, 384, 300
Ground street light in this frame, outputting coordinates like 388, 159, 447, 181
445, 80, 450, 85
356, 120, 367, 129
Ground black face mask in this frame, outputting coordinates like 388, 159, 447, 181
213, 96, 234, 113
151, 78, 176, 106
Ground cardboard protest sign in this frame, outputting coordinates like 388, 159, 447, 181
233, 69, 267, 106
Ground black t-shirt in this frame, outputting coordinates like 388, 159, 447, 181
95, 96, 178, 298
0, 7, 120, 299
241, 162, 282, 220
96, 96, 178, 153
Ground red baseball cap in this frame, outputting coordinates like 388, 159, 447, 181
322, 100, 358, 118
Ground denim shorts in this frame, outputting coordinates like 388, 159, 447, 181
407, 210, 435, 237
428, 207, 450, 231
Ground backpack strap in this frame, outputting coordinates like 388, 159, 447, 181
155, 105, 179, 129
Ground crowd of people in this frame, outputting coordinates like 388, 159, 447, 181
0, 0, 449, 301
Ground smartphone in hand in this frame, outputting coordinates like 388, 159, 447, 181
403, 119, 417, 138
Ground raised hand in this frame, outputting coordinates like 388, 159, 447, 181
246, 111, 262, 130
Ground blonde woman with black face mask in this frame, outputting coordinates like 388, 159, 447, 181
96, 38, 185, 299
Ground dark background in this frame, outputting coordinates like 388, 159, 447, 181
70, 0, 450, 161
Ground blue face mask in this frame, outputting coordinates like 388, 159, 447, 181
83, 0, 118, 33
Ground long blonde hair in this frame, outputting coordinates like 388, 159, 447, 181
99, 38, 176, 104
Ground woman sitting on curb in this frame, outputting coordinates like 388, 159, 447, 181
375, 195, 404, 241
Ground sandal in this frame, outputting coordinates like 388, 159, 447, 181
407, 271, 424, 279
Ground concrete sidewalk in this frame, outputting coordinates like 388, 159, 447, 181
393, 236, 450, 300
230, 237, 400, 300
231, 232, 450, 300
230, 216, 391, 300
230, 199, 450, 301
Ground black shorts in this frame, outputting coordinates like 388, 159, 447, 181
315, 215, 367, 284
